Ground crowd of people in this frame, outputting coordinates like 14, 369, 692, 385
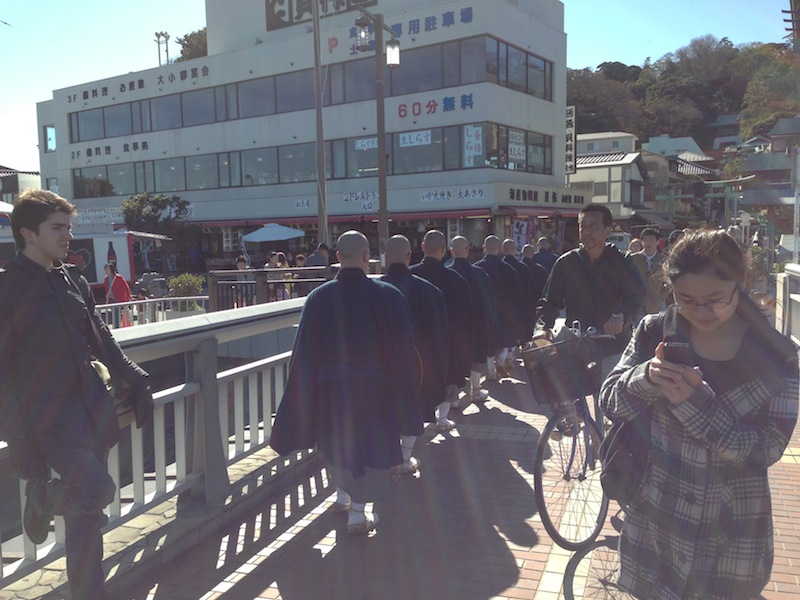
271, 203, 797, 599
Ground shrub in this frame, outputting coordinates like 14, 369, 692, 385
167, 273, 205, 297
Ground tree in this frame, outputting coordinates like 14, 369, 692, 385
738, 43, 800, 138
121, 193, 190, 235
567, 68, 647, 137
174, 28, 207, 62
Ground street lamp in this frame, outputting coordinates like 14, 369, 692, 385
355, 8, 400, 261
154, 31, 170, 67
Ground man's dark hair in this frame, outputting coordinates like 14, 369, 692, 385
11, 189, 77, 250
579, 203, 613, 228
316, 243, 329, 252
640, 227, 660, 240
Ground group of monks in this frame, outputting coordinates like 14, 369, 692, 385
270, 229, 553, 535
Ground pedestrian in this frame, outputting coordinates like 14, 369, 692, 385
501, 238, 537, 345
474, 235, 521, 379
447, 235, 497, 402
305, 242, 330, 277
521, 243, 549, 300
104, 262, 132, 304
410, 230, 473, 431
533, 236, 558, 274
381, 235, 448, 473
270, 230, 424, 534
0, 190, 153, 600
627, 238, 644, 255
535, 204, 644, 365
630, 227, 670, 316
600, 229, 798, 600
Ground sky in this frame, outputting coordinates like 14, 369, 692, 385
0, 0, 793, 172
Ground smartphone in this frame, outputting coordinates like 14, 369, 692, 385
663, 341, 694, 366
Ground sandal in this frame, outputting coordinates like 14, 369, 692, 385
346, 513, 379, 535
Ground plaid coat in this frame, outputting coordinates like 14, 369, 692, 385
600, 301, 798, 600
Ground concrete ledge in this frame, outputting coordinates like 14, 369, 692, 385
1, 447, 322, 599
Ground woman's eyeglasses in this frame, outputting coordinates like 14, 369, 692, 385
676, 286, 737, 313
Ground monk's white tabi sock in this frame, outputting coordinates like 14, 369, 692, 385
437, 401, 451, 422
401, 436, 416, 462
470, 370, 482, 389
348, 502, 366, 526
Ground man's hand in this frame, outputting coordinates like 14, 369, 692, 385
130, 380, 154, 429
602, 314, 625, 336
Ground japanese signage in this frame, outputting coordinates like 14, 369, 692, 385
503, 185, 586, 207
420, 187, 484, 203
463, 125, 483, 167
508, 129, 526, 162
399, 130, 431, 147
267, 0, 376, 31
565, 105, 576, 175
343, 190, 379, 213
396, 93, 474, 122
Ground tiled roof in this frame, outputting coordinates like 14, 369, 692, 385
575, 152, 635, 166
576, 131, 637, 141
709, 113, 740, 128
768, 117, 800, 137
677, 158, 715, 177
740, 152, 792, 173
0, 168, 39, 177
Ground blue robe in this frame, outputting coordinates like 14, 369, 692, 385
270, 268, 424, 476
410, 257, 473, 385
474, 254, 520, 349
502, 254, 536, 342
381, 263, 449, 420
448, 257, 498, 363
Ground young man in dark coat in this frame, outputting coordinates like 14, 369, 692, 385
270, 231, 424, 534
447, 236, 497, 402
0, 190, 152, 599
474, 235, 522, 379
381, 235, 448, 473
410, 230, 473, 432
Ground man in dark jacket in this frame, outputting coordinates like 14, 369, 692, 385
533, 236, 558, 274
0, 190, 152, 600
270, 231, 424, 534
535, 204, 644, 359
447, 236, 497, 401
410, 230, 473, 432
474, 235, 522, 379
381, 235, 448, 473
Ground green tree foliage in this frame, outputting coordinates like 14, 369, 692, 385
739, 45, 800, 138
174, 28, 207, 62
121, 193, 190, 235
567, 68, 647, 137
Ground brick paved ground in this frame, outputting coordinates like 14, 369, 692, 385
110, 359, 800, 600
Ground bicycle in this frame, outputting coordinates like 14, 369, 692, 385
521, 324, 615, 551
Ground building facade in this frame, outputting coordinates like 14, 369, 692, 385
37, 0, 581, 264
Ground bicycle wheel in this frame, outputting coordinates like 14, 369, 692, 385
534, 408, 609, 551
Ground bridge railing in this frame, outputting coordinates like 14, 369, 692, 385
0, 298, 306, 585
95, 296, 210, 329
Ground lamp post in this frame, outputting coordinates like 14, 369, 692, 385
355, 8, 400, 260
154, 31, 170, 67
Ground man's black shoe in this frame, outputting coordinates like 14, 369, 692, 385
24, 479, 52, 544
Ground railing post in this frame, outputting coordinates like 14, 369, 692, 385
208, 273, 219, 312
255, 270, 269, 305
189, 338, 230, 502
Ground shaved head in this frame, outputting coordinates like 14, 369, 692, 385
336, 230, 370, 270
483, 235, 501, 255
502, 239, 517, 255
450, 235, 469, 258
385, 234, 411, 266
522, 244, 535, 259
422, 230, 446, 259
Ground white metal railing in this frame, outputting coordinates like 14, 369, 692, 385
779, 263, 800, 346
96, 296, 210, 329
0, 298, 305, 585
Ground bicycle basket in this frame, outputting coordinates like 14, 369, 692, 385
521, 337, 597, 403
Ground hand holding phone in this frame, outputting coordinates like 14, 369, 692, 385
663, 341, 694, 366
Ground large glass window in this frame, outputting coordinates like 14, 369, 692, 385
323, 63, 345, 105
107, 163, 136, 196
182, 88, 216, 127
242, 147, 278, 185
276, 70, 315, 113
214, 87, 228, 122
154, 157, 185, 192
219, 152, 242, 187
507, 128, 527, 171
443, 126, 460, 170
347, 136, 378, 178
392, 46, 442, 95
508, 46, 527, 92
462, 123, 490, 168
485, 38, 499, 84
131, 100, 152, 134
238, 77, 275, 118
77, 108, 104, 142
527, 132, 552, 174
343, 58, 375, 103
279, 142, 316, 183
186, 153, 219, 189
226, 84, 239, 120
498, 43, 509, 87
103, 104, 132, 137
461, 37, 487, 84
392, 129, 442, 174
150, 95, 182, 131
527, 55, 547, 99
74, 166, 111, 198
443, 42, 460, 88
43, 125, 56, 152
331, 139, 346, 179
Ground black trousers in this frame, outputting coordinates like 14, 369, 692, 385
35, 430, 116, 600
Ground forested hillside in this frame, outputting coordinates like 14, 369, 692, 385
567, 35, 800, 150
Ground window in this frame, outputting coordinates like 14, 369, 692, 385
107, 163, 136, 196
46, 177, 58, 193
154, 158, 185, 192
279, 142, 316, 183
73, 166, 111, 198
507, 46, 527, 92
135, 162, 154, 194
242, 147, 277, 185
443, 126, 460, 170
219, 152, 242, 187
43, 126, 56, 152
527, 55, 546, 99
238, 77, 275, 118
593, 181, 608, 196
527, 132, 552, 174
442, 42, 460, 88
104, 104, 132, 137
343, 58, 374, 103
323, 63, 345, 105
330, 139, 346, 179
182, 88, 216, 127
214, 87, 228, 122
76, 108, 104, 142
131, 100, 151, 134
186, 153, 219, 189
392, 46, 442, 95
276, 70, 315, 113
347, 136, 378, 178
484, 38, 499, 84
150, 95, 182, 131
498, 43, 509, 87
587, 142, 595, 151
463, 123, 492, 168
507, 128, 527, 170
461, 37, 487, 84
392, 129, 442, 174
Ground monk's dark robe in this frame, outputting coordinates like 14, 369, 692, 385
447, 257, 498, 364
474, 254, 520, 349
502, 254, 536, 342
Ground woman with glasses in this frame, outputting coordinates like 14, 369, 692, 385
600, 229, 798, 600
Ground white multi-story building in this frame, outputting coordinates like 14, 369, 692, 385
37, 0, 581, 264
